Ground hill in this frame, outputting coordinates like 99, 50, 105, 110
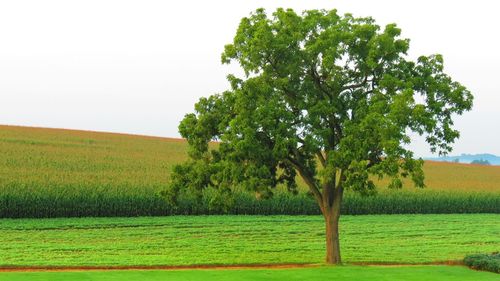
0, 125, 186, 193
1, 125, 499, 193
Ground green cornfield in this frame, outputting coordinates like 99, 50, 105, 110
1, 125, 499, 218
1, 186, 498, 217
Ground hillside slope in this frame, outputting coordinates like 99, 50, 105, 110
0, 125, 186, 193
1, 125, 499, 193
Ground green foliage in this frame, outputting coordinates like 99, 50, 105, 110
1, 186, 498, 218
168, 8, 473, 213
464, 253, 500, 273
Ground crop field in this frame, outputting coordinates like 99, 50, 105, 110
1, 125, 500, 217
0, 125, 187, 191
2, 125, 500, 193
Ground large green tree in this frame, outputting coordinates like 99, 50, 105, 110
166, 8, 473, 264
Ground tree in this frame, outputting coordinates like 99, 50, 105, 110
471, 159, 490, 165
165, 8, 473, 264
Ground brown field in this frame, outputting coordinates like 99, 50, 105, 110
1, 124, 499, 194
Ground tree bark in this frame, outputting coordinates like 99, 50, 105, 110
324, 187, 343, 264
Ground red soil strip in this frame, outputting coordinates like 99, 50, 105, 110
0, 261, 464, 272
0, 263, 315, 272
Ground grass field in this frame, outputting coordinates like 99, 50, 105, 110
0, 214, 498, 266
1, 125, 499, 217
1, 266, 499, 281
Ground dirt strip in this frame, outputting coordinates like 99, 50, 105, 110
0, 261, 464, 272
0, 263, 316, 272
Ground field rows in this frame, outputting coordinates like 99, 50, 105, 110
0, 214, 498, 266
2, 125, 500, 193
2, 189, 499, 217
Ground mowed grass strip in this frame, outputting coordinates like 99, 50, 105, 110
0, 266, 499, 281
0, 215, 498, 266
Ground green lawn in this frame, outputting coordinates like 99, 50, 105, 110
1, 214, 498, 266
0, 266, 498, 281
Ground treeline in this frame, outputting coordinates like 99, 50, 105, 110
0, 187, 499, 218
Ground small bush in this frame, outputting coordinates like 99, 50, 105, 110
464, 253, 500, 273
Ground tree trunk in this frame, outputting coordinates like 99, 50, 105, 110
324, 188, 343, 264
324, 209, 341, 264
294, 161, 344, 265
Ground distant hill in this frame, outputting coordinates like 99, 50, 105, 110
425, 153, 500, 165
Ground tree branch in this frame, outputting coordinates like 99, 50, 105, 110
310, 65, 334, 100
321, 170, 337, 209
336, 169, 345, 189
286, 157, 324, 210
340, 75, 369, 92
317, 151, 326, 168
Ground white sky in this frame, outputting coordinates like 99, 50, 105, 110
0, 0, 499, 157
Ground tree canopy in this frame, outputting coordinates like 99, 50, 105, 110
165, 8, 473, 264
